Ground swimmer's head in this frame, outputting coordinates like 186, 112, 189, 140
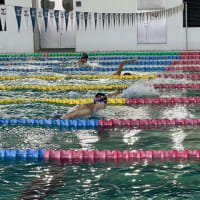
123, 72, 131, 76
81, 53, 88, 63
94, 93, 107, 105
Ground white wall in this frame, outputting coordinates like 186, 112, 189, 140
75, 0, 189, 52
0, 0, 34, 53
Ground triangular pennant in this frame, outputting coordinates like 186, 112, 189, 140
54, 10, 59, 32
22, 8, 29, 31
70, 12, 74, 29
60, 11, 65, 32
102, 13, 105, 28
84, 12, 88, 30
30, 8, 36, 32
15, 6, 22, 32
94, 12, 97, 29
64, 11, 69, 31
88, 12, 92, 29
108, 13, 111, 28
48, 10, 55, 31
37, 9, 44, 33
118, 13, 120, 26
127, 13, 130, 26
113, 13, 116, 27
43, 8, 48, 31
76, 11, 80, 29
0, 5, 7, 31
122, 13, 125, 26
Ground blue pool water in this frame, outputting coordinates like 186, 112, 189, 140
0, 56, 200, 199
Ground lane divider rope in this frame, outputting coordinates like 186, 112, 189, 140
1, 74, 200, 80
0, 97, 200, 105
0, 118, 200, 127
0, 84, 200, 90
0, 149, 200, 160
0, 74, 156, 80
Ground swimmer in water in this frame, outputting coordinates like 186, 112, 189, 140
63, 58, 137, 119
63, 92, 107, 119
73, 53, 89, 67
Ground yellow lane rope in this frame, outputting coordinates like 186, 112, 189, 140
0, 74, 156, 80
0, 85, 128, 90
0, 98, 126, 105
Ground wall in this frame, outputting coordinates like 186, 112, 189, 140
75, 0, 188, 52
0, 0, 34, 53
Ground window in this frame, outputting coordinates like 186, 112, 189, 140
62, 0, 73, 11
76, 1, 81, 7
0, 0, 5, 4
41, 0, 55, 10
183, 0, 200, 27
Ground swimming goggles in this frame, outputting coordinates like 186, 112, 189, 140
94, 99, 107, 104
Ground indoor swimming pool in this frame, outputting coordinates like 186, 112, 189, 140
1, 51, 200, 199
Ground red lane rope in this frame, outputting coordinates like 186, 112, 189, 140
44, 149, 200, 160
99, 118, 200, 127
157, 74, 200, 80
153, 83, 200, 89
180, 52, 200, 55
172, 60, 200, 65
125, 97, 200, 105
181, 55, 200, 59
166, 66, 200, 71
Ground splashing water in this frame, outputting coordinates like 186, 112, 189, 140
119, 79, 159, 98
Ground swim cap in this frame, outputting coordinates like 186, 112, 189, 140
81, 53, 88, 59
123, 72, 131, 76
94, 93, 107, 104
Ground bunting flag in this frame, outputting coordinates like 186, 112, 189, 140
30, 8, 36, 32
94, 12, 97, 29
122, 13, 125, 26
64, 11, 69, 31
88, 12, 92, 29
54, 10, 59, 32
113, 13, 116, 27
22, 7, 29, 31
0, 5, 7, 31
84, 12, 88, 30
108, 13, 111, 28
70, 13, 74, 29
43, 8, 48, 31
60, 11, 65, 32
48, 10, 55, 32
37, 9, 44, 33
102, 13, 105, 29
76, 12, 80, 30
15, 6, 22, 32
118, 13, 120, 26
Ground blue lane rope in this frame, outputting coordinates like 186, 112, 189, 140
0, 67, 166, 72
0, 60, 172, 66
0, 119, 99, 127
0, 149, 44, 159
0, 55, 181, 62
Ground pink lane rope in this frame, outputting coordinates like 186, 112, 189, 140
99, 118, 200, 127
125, 97, 200, 105
44, 149, 200, 160
166, 66, 200, 71
181, 55, 200, 59
153, 83, 200, 89
157, 74, 200, 80
172, 60, 200, 65
180, 51, 200, 55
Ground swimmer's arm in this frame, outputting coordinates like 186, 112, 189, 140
107, 90, 122, 98
73, 60, 82, 68
63, 106, 93, 120
113, 58, 137, 75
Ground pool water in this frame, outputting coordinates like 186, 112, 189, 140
0, 56, 200, 199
